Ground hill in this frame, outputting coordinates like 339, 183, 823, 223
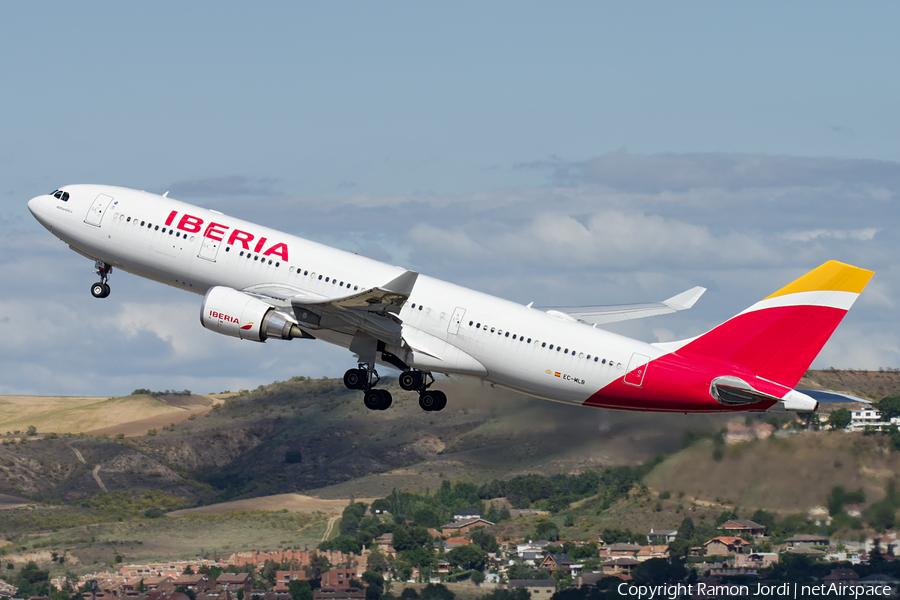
1, 371, 898, 508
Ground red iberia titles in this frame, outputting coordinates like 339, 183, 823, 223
209, 310, 239, 324
164, 210, 289, 261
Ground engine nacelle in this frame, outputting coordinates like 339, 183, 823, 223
200, 286, 307, 342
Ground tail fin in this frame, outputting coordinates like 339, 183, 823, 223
671, 261, 874, 388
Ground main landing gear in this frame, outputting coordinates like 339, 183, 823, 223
343, 365, 393, 411
399, 370, 447, 412
90, 261, 112, 298
342, 366, 447, 412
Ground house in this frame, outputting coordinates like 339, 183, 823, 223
823, 568, 860, 586
785, 547, 825, 556
321, 569, 357, 589
636, 546, 669, 561
784, 534, 830, 549
441, 537, 470, 550
216, 573, 252, 595
507, 580, 557, 599
539, 553, 573, 571
0, 581, 17, 598
516, 540, 552, 556
704, 537, 748, 556
453, 509, 482, 521
313, 589, 365, 600
717, 519, 766, 536
646, 529, 678, 544
734, 552, 778, 569
846, 409, 900, 432
172, 575, 215, 593
274, 570, 306, 592
601, 558, 639, 575
441, 517, 494, 536
604, 543, 642, 557
435, 562, 451, 575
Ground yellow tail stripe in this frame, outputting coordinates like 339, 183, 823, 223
764, 260, 874, 300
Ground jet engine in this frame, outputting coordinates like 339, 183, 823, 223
200, 286, 310, 342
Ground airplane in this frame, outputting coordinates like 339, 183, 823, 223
27, 185, 874, 414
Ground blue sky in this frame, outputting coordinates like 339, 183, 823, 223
2, 2, 899, 396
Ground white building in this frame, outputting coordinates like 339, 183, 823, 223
845, 408, 900, 432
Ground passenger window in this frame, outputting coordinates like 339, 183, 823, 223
318, 275, 322, 280
527, 338, 532, 343
126, 217, 131, 222
154, 225, 159, 230
491, 327, 495, 333
476, 323, 481, 328
240, 251, 244, 256
225, 247, 230, 252
549, 344, 553, 350
602, 359, 606, 364
325, 277, 330, 282
542, 342, 546, 348
505, 332, 509, 338
419, 306, 423, 311
469, 321, 473, 326
594, 357, 599, 362
557, 347, 562, 352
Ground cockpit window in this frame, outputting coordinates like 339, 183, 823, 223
52, 190, 69, 202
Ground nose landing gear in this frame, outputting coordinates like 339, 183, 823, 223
91, 261, 112, 298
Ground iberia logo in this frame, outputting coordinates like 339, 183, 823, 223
544, 369, 561, 377
240, 322, 254, 331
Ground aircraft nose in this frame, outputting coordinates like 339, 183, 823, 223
27, 195, 43, 216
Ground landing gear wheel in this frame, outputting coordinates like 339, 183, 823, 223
102, 283, 111, 298
432, 390, 447, 411
419, 390, 447, 411
399, 371, 423, 391
343, 368, 367, 390
91, 282, 107, 298
364, 389, 392, 411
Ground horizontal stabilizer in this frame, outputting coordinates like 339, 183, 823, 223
541, 286, 706, 326
797, 389, 872, 405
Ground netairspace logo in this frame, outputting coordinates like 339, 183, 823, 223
617, 582, 892, 599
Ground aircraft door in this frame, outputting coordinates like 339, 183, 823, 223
198, 236, 221, 262
85, 194, 113, 227
624, 353, 650, 387
448, 307, 466, 334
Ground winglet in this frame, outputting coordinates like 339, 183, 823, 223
381, 270, 419, 296
663, 286, 706, 311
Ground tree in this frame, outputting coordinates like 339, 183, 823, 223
16, 561, 50, 598
261, 560, 279, 588
26, 425, 37, 436
362, 571, 384, 600
289, 580, 312, 600
829, 408, 852, 430
446, 545, 487, 571
471, 571, 485, 586
419, 583, 454, 600
470, 529, 499, 553
305, 554, 331, 581
878, 396, 900, 420
367, 550, 389, 574
630, 558, 686, 586
534, 520, 560, 542
676, 517, 695, 541
399, 589, 419, 600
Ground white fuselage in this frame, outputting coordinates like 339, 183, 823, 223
29, 185, 665, 407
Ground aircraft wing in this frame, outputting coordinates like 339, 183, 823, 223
540, 286, 706, 326
285, 270, 419, 346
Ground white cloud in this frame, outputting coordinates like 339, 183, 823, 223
782, 228, 880, 242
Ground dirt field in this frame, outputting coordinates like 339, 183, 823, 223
166, 493, 376, 517
0, 393, 214, 435
86, 405, 213, 437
